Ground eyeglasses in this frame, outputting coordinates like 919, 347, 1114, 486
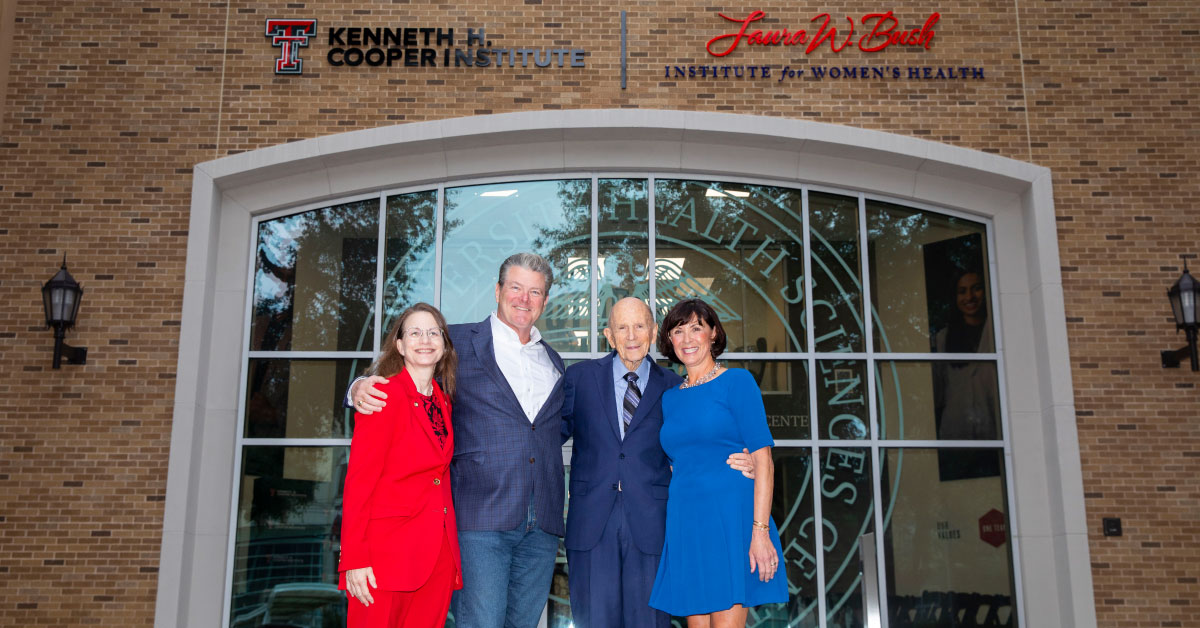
403, 327, 444, 341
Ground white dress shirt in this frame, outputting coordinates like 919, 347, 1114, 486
490, 313, 561, 422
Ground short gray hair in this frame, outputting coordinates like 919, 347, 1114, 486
497, 252, 554, 294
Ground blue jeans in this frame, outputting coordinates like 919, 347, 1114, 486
451, 497, 560, 628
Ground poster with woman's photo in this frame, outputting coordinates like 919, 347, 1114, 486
924, 233, 1002, 481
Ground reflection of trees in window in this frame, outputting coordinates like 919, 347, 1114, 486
655, 180, 805, 352
539, 179, 654, 343
251, 201, 378, 352
596, 179, 651, 317
532, 179, 809, 352
233, 448, 350, 627
655, 179, 756, 294
527, 180, 591, 348
382, 191, 443, 333
439, 180, 588, 336
534, 178, 590, 268
867, 204, 931, 350
809, 193, 864, 353
244, 359, 355, 439
245, 359, 287, 439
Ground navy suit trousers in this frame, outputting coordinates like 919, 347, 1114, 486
566, 494, 670, 628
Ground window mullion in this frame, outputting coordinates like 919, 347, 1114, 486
434, 183, 445, 309
373, 192, 386, 353
590, 176, 599, 352
803, 187, 830, 628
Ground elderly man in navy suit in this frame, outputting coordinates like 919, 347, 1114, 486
561, 297, 754, 628
351, 252, 565, 628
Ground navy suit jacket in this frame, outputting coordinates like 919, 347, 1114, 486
561, 352, 683, 555
447, 317, 567, 536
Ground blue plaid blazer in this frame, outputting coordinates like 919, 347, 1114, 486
447, 317, 567, 536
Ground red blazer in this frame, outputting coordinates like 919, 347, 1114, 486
338, 369, 461, 592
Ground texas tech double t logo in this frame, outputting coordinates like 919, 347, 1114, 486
265, 19, 317, 74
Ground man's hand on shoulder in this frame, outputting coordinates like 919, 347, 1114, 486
351, 375, 390, 415
727, 448, 756, 479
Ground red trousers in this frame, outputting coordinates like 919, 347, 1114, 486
347, 530, 456, 628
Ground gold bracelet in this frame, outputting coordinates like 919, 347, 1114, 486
752, 520, 769, 530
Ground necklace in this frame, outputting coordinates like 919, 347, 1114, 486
680, 362, 722, 389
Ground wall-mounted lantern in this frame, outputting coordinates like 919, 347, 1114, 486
1161, 260, 1199, 371
41, 257, 87, 369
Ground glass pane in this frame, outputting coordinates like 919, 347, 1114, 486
548, 464, 574, 627
655, 179, 806, 352
548, 537, 571, 627
382, 191, 438, 334
808, 192, 865, 353
867, 200, 992, 353
882, 449, 1016, 627
251, 201, 378, 352
769, 448, 820, 628
816, 360, 869, 440
230, 446, 348, 628
819, 446, 874, 627
245, 359, 365, 439
875, 361, 1003, 444
598, 178, 649, 353
706, 360, 810, 440
441, 180, 591, 350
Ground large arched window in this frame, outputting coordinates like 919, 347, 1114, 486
158, 111, 1094, 628
230, 175, 1016, 628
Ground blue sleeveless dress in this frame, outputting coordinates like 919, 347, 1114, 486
649, 368, 788, 616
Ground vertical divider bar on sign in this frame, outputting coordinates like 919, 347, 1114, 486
620, 11, 627, 90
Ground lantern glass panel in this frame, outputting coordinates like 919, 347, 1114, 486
50, 287, 64, 321
1183, 287, 1197, 325
1169, 288, 1184, 326
68, 290, 82, 325
42, 288, 52, 325
61, 289, 77, 323
48, 286, 68, 323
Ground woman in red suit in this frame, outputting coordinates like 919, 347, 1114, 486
339, 302, 461, 628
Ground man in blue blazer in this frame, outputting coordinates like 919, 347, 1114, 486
351, 253, 566, 628
561, 298, 753, 628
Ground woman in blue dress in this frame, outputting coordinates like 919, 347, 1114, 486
649, 298, 788, 627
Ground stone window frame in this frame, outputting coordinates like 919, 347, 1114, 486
157, 110, 1094, 628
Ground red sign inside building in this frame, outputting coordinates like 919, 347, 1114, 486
979, 509, 1007, 547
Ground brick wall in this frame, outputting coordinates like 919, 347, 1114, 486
0, 1, 1195, 626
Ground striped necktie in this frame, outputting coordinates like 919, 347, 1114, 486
622, 372, 641, 439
